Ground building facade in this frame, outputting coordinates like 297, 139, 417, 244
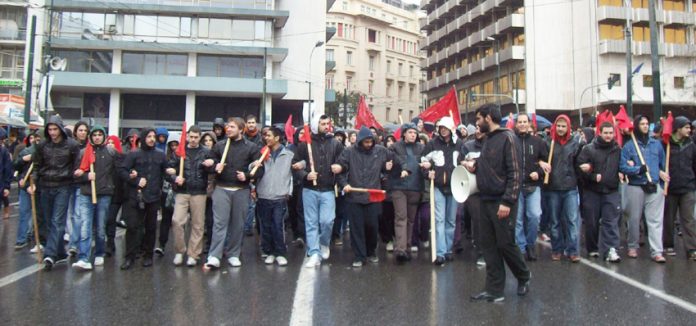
327, 0, 423, 126
421, 0, 696, 124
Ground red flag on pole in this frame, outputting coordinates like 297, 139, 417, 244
418, 87, 461, 127
393, 126, 402, 140
662, 111, 674, 144
285, 115, 295, 144
615, 105, 633, 131
355, 96, 383, 130
300, 124, 312, 144
176, 121, 187, 157
79, 142, 95, 172
505, 112, 515, 129
531, 113, 538, 130
367, 189, 386, 202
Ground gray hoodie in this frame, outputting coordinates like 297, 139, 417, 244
256, 145, 294, 201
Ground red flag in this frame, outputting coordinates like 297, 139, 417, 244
393, 126, 402, 140
176, 121, 187, 157
79, 142, 95, 172
418, 87, 461, 127
615, 105, 633, 131
259, 146, 270, 161
328, 119, 335, 133
531, 113, 538, 130
355, 96, 383, 130
367, 189, 386, 203
505, 112, 515, 129
285, 115, 295, 144
300, 124, 312, 144
662, 112, 674, 144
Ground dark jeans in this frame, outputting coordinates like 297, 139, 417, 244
332, 196, 347, 240
347, 202, 381, 262
288, 185, 305, 240
105, 201, 123, 253
378, 201, 395, 244
159, 194, 174, 249
412, 202, 430, 246
664, 191, 696, 254
41, 186, 71, 260
479, 199, 530, 296
258, 198, 288, 256
540, 189, 552, 234
465, 194, 482, 255
582, 189, 621, 255
204, 197, 213, 252
124, 199, 159, 260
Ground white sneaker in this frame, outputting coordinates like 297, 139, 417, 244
204, 257, 220, 269
94, 257, 104, 266
606, 248, 621, 263
227, 256, 242, 267
30, 244, 44, 253
63, 233, 70, 242
72, 260, 93, 271
423, 241, 430, 248
186, 257, 197, 267
264, 255, 276, 265
410, 246, 418, 253
304, 254, 321, 268
276, 256, 288, 266
386, 241, 394, 252
173, 253, 184, 266
320, 245, 330, 260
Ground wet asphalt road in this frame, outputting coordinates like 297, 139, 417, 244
1, 189, 695, 325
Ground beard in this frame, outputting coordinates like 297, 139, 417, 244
479, 121, 491, 133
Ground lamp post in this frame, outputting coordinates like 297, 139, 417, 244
307, 41, 324, 121
486, 36, 500, 107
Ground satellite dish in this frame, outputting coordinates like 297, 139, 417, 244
451, 166, 478, 203
49, 57, 67, 71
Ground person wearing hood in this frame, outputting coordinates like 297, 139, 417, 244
577, 122, 623, 263
0, 128, 11, 221
154, 127, 170, 153
287, 127, 307, 248
334, 129, 347, 147
291, 115, 343, 268
620, 115, 668, 263
104, 135, 126, 257
388, 123, 425, 263
13, 130, 44, 249
123, 128, 140, 153
212, 118, 226, 142
513, 114, 549, 261
155, 132, 180, 256
420, 116, 467, 265
66, 121, 90, 256
336, 126, 405, 267
466, 104, 530, 303
332, 128, 349, 246
118, 127, 168, 270
662, 116, 696, 261
28, 115, 82, 271
71, 125, 120, 270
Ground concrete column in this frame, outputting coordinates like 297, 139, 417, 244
264, 55, 272, 123
188, 53, 197, 77
185, 91, 195, 127
112, 50, 122, 74
109, 89, 120, 135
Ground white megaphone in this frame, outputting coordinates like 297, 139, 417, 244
451, 166, 478, 203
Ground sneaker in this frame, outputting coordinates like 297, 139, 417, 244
43, 257, 54, 271
352, 260, 363, 268
68, 248, 78, 257
386, 241, 394, 252
334, 239, 343, 246
304, 254, 320, 268
295, 238, 305, 249
665, 248, 677, 256
653, 255, 666, 263
444, 253, 454, 261
14, 242, 27, 249
605, 248, 621, 263
227, 257, 242, 267
433, 256, 445, 266
410, 246, 418, 253
588, 251, 600, 258
63, 233, 70, 242
261, 252, 269, 259
276, 256, 288, 266
173, 253, 184, 266
539, 233, 551, 242
94, 257, 105, 266
55, 255, 69, 265
368, 256, 379, 264
154, 247, 164, 257
423, 241, 430, 248
72, 260, 93, 271
320, 245, 330, 260
551, 253, 562, 261
264, 255, 276, 265
116, 220, 127, 228
30, 244, 44, 253
627, 249, 638, 258
476, 256, 486, 267
186, 257, 197, 267
569, 255, 581, 263
204, 257, 220, 269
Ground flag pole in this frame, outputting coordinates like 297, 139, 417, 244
29, 178, 42, 263
90, 163, 97, 204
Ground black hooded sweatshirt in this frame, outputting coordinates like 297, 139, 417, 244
119, 128, 168, 203
576, 136, 621, 194
32, 116, 81, 188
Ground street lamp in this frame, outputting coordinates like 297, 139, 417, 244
486, 36, 500, 106
307, 41, 324, 121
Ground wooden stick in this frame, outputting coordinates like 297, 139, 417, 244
664, 141, 671, 195
178, 156, 185, 179
630, 132, 653, 183
349, 188, 385, 193
398, 115, 403, 125
90, 163, 97, 204
307, 142, 318, 187
543, 140, 555, 185
429, 178, 437, 262
29, 178, 42, 263
21, 163, 33, 186
250, 147, 270, 177
218, 138, 231, 174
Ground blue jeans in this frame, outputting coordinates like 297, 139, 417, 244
76, 194, 112, 262
434, 188, 457, 257
244, 196, 256, 233
302, 189, 335, 257
515, 187, 542, 253
257, 199, 288, 256
547, 189, 580, 256
15, 188, 32, 244
41, 186, 72, 259
68, 186, 81, 249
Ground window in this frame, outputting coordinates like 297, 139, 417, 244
337, 23, 343, 38
386, 60, 391, 73
633, 26, 650, 41
369, 55, 375, 71
598, 0, 622, 6
643, 75, 653, 87
326, 75, 334, 89
386, 81, 392, 97
342, 1, 348, 10
231, 20, 254, 40
664, 0, 686, 11
632, 0, 648, 8
368, 29, 378, 43
664, 27, 686, 44
674, 76, 685, 89
398, 62, 403, 76
386, 107, 390, 122
327, 49, 335, 62
0, 47, 24, 79
398, 83, 404, 99
368, 80, 374, 94
609, 73, 622, 87
409, 85, 415, 101
513, 33, 526, 45
409, 65, 414, 77
197, 55, 263, 78
122, 52, 187, 76
599, 23, 624, 40
515, 70, 526, 89
346, 76, 352, 90
346, 51, 353, 65
52, 50, 112, 73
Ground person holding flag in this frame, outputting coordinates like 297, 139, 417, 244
166, 124, 215, 267
71, 125, 120, 270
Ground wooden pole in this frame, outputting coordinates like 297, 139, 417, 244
178, 156, 185, 179
349, 188, 385, 193
664, 141, 671, 195
21, 163, 33, 186
307, 143, 318, 187
429, 178, 436, 262
543, 140, 555, 184
89, 163, 97, 204
250, 147, 270, 177
29, 178, 42, 263
218, 138, 231, 174
630, 132, 653, 183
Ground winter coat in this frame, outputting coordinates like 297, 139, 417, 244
475, 128, 521, 207
576, 137, 621, 193
421, 135, 467, 195
516, 132, 548, 189
388, 140, 424, 192
665, 136, 696, 194
119, 128, 168, 203
546, 137, 582, 191
167, 145, 214, 195
256, 146, 294, 200
293, 133, 343, 192
211, 137, 262, 188
32, 116, 81, 188
155, 127, 169, 153
620, 137, 665, 186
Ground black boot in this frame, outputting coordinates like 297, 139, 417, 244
142, 256, 153, 267
120, 258, 134, 270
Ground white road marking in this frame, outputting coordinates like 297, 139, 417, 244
289, 257, 317, 326
0, 264, 41, 289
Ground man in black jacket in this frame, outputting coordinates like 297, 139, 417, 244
577, 122, 622, 262
205, 118, 262, 269
292, 115, 343, 268
167, 125, 215, 267
663, 116, 696, 260
29, 115, 81, 271
467, 105, 530, 303
337, 126, 404, 267
118, 127, 168, 270
514, 114, 548, 261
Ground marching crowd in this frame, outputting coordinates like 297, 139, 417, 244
4, 103, 696, 302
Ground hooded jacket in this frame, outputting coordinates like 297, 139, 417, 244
256, 145, 294, 200
76, 125, 120, 196
32, 115, 82, 188
421, 131, 467, 194
13, 140, 35, 189
167, 142, 214, 195
664, 134, 696, 194
620, 115, 665, 186
123, 128, 140, 153
337, 127, 401, 204
516, 131, 548, 189
388, 139, 424, 192
155, 127, 169, 153
293, 130, 343, 192
119, 127, 168, 203
546, 115, 581, 191
475, 127, 521, 207
212, 118, 226, 142
211, 136, 263, 188
576, 136, 621, 193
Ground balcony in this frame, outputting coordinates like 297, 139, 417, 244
633, 8, 664, 23
421, 0, 435, 11
598, 39, 665, 55
497, 14, 524, 33
664, 10, 689, 25
499, 45, 524, 63
365, 41, 383, 52
596, 6, 625, 22
326, 60, 336, 72
0, 27, 26, 43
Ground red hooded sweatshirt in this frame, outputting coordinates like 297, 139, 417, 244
551, 115, 572, 145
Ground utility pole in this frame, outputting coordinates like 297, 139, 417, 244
624, 0, 633, 117
343, 88, 348, 128
261, 47, 267, 125
648, 0, 662, 120
23, 15, 36, 124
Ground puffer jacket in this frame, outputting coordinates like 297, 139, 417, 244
32, 115, 81, 188
167, 145, 213, 195
576, 137, 621, 194
665, 135, 696, 194
119, 127, 168, 203
212, 136, 262, 188
421, 134, 467, 195
293, 132, 343, 192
